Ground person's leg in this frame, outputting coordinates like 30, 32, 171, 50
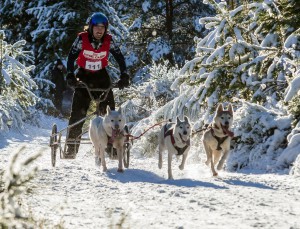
92, 69, 115, 115
66, 88, 91, 157
54, 91, 63, 115
98, 89, 115, 115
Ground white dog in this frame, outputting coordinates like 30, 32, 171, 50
89, 106, 126, 172
202, 103, 234, 176
158, 117, 192, 179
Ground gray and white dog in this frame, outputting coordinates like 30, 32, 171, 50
89, 106, 126, 172
202, 103, 234, 176
158, 116, 192, 179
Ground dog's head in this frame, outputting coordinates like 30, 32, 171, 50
103, 106, 126, 131
174, 116, 191, 142
214, 103, 233, 135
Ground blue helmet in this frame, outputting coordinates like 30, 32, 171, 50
88, 13, 109, 35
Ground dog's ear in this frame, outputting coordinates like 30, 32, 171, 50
106, 105, 111, 114
217, 103, 223, 114
117, 106, 122, 114
184, 116, 189, 123
228, 103, 233, 116
176, 116, 181, 124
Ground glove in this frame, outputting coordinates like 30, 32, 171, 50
66, 72, 78, 88
117, 72, 130, 89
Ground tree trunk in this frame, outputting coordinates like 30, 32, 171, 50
165, 0, 175, 65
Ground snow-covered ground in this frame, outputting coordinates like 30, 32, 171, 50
1, 115, 300, 229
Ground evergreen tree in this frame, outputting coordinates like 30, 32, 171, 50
174, 0, 300, 119
279, 0, 300, 125
0, 30, 39, 130
110, 0, 214, 74
0, 1, 36, 43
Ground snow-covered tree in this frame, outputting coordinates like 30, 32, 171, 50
175, 0, 300, 121
115, 60, 179, 123
110, 0, 214, 76
280, 0, 300, 126
0, 1, 36, 43
0, 31, 40, 131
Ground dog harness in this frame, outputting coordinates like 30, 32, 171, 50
210, 128, 228, 150
164, 125, 190, 155
210, 124, 234, 150
77, 32, 111, 72
106, 129, 124, 158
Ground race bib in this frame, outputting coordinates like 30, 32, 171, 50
85, 61, 102, 71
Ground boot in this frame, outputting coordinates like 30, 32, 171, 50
64, 141, 79, 159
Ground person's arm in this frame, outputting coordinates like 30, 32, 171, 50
110, 39, 130, 89
66, 36, 82, 88
109, 39, 127, 74
67, 36, 82, 74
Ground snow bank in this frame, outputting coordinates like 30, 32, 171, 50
226, 102, 293, 173
278, 121, 300, 175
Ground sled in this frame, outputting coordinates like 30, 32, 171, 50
49, 81, 132, 168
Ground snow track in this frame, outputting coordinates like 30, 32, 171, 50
1, 115, 300, 228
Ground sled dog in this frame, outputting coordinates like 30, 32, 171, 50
89, 106, 126, 172
158, 116, 192, 179
202, 103, 234, 176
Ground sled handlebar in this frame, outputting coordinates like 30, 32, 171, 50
75, 81, 117, 91
75, 81, 118, 102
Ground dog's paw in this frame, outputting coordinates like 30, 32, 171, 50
117, 168, 124, 173
168, 176, 174, 180
205, 160, 210, 166
213, 172, 218, 176
102, 167, 108, 172
179, 165, 184, 170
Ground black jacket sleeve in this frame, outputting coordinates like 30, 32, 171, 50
109, 39, 127, 74
67, 36, 82, 74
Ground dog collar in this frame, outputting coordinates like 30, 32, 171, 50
213, 124, 234, 137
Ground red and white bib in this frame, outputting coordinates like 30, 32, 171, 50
76, 32, 111, 72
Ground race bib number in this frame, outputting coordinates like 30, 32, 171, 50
85, 61, 102, 71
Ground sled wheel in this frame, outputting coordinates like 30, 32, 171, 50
123, 143, 130, 168
50, 124, 58, 167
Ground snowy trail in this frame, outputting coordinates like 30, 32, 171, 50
1, 116, 300, 229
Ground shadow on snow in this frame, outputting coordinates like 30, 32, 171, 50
219, 178, 275, 190
106, 168, 227, 189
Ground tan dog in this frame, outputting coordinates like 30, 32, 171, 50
202, 104, 234, 176
89, 106, 126, 172
158, 117, 192, 179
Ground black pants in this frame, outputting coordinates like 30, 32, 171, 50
67, 68, 115, 144
54, 93, 63, 111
